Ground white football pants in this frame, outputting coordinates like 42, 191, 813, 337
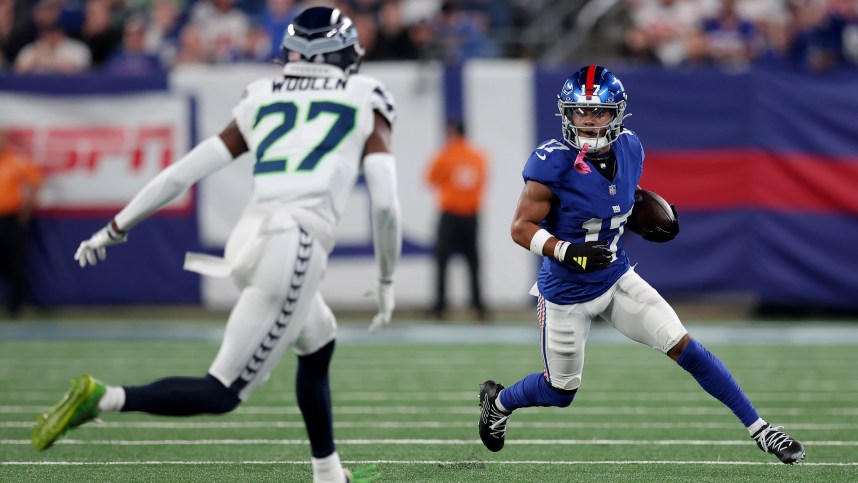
208, 225, 336, 401
534, 268, 688, 391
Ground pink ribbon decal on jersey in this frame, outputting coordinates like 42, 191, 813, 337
574, 143, 592, 174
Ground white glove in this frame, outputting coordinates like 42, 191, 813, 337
368, 279, 395, 333
74, 222, 128, 268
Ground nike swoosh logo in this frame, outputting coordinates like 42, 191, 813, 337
536, 151, 546, 160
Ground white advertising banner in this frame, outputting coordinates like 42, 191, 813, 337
0, 93, 191, 213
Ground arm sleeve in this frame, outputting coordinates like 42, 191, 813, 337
113, 136, 234, 231
362, 152, 401, 281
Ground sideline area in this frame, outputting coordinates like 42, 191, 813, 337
3, 319, 858, 345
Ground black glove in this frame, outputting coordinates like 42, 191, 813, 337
561, 240, 613, 272
642, 204, 680, 243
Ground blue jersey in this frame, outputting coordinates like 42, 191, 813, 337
522, 131, 644, 304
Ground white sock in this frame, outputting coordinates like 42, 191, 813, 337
748, 418, 768, 437
98, 385, 126, 412
494, 389, 510, 414
311, 451, 346, 483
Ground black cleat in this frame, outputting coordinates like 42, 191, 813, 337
478, 380, 510, 452
752, 424, 806, 464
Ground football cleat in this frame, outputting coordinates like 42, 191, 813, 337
752, 424, 806, 464
32, 375, 105, 451
478, 380, 510, 452
344, 464, 379, 482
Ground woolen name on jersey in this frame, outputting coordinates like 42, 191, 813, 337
273, 76, 348, 92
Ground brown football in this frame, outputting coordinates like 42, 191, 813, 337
627, 189, 675, 235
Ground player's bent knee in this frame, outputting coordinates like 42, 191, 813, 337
543, 377, 578, 408
666, 333, 691, 361
547, 384, 577, 408
203, 374, 242, 414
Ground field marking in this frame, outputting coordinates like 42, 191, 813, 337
7, 390, 858, 403
3, 438, 857, 446
5, 322, 858, 345
3, 421, 858, 430
2, 460, 857, 467
9, 405, 858, 416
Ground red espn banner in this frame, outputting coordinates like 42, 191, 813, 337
0, 93, 191, 216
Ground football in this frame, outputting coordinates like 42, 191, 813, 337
627, 189, 676, 235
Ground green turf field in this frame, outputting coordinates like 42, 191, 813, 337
2, 338, 857, 482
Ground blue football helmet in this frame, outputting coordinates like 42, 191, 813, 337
281, 7, 364, 76
557, 65, 629, 152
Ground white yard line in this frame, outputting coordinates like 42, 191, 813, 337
8, 405, 858, 416
7, 390, 858, 403
2, 460, 857, 467
3, 421, 858, 430
2, 438, 857, 446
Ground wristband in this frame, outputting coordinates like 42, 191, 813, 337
554, 240, 570, 262
529, 228, 552, 256
108, 220, 127, 240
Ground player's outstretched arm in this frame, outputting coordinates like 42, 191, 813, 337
362, 111, 401, 332
74, 122, 249, 268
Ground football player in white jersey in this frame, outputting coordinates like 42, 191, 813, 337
32, 7, 399, 483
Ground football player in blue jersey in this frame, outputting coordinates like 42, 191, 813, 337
477, 65, 805, 464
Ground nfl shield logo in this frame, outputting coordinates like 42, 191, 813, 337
608, 184, 617, 196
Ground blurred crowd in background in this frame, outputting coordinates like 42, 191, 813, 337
0, 0, 857, 76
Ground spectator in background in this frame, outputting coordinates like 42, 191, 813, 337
350, 0, 382, 17
756, 17, 795, 68
794, 0, 858, 71
840, 0, 858, 65
240, 24, 273, 62
408, 18, 435, 60
432, 0, 490, 64
259, 0, 300, 60
0, 130, 42, 319
350, 10, 379, 59
104, 16, 163, 75
425, 121, 489, 322
701, 0, 760, 70
80, 0, 123, 66
174, 24, 207, 65
189, 0, 250, 63
366, 0, 419, 60
399, 0, 438, 25
786, 0, 831, 70
14, 24, 91, 73
0, 0, 13, 67
626, 0, 708, 67
144, 0, 186, 68
2, 0, 63, 66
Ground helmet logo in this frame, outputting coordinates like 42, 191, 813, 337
585, 65, 598, 100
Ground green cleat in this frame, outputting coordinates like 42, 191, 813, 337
345, 464, 380, 482
32, 375, 106, 451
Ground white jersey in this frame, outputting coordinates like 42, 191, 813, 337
232, 72, 396, 251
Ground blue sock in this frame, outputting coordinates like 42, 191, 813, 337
296, 340, 336, 458
498, 372, 576, 412
676, 338, 759, 427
